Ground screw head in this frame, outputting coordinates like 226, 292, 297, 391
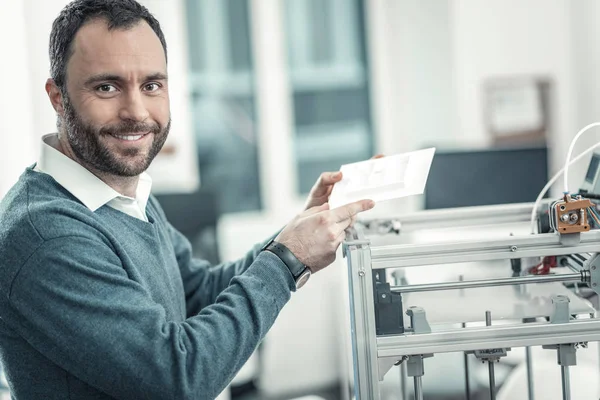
358, 270, 365, 277
381, 293, 387, 299
592, 266, 597, 271
570, 213, 579, 223
510, 246, 518, 252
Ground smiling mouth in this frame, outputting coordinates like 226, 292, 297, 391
109, 133, 149, 142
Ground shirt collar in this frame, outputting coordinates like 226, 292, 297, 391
37, 133, 153, 212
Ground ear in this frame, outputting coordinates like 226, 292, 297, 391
45, 78, 65, 116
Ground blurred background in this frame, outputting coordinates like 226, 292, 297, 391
2, 0, 600, 399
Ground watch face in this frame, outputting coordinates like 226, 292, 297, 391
295, 269, 311, 290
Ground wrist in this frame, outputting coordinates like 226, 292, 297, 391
263, 240, 311, 290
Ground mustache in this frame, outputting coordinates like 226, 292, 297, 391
99, 121, 162, 136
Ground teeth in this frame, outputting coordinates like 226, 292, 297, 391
113, 134, 144, 141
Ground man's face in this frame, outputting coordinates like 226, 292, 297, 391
61, 19, 170, 177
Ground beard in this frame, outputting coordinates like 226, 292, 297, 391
61, 93, 171, 177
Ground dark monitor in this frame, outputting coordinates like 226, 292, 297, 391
425, 147, 549, 210
584, 153, 600, 184
154, 189, 220, 264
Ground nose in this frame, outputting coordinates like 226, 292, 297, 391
118, 90, 150, 123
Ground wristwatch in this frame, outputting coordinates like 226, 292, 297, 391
263, 240, 311, 290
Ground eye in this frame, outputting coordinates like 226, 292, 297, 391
143, 82, 161, 92
96, 84, 117, 93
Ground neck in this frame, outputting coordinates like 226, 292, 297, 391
55, 133, 139, 198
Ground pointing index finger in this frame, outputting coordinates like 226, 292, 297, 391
332, 199, 375, 223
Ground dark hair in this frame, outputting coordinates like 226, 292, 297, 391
49, 0, 168, 90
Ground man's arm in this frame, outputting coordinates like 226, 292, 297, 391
170, 223, 281, 317
8, 235, 294, 400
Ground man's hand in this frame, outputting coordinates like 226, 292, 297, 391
275, 199, 375, 273
304, 155, 385, 211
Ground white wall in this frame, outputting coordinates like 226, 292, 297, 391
366, 0, 455, 154
452, 0, 573, 145
570, 0, 600, 182
571, 1, 600, 126
0, 0, 88, 200
449, 0, 600, 193
370, 0, 596, 198
451, 0, 582, 194
392, 0, 456, 151
363, 0, 455, 217
0, 0, 38, 198
23, 0, 69, 138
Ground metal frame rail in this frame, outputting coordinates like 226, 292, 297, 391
343, 203, 600, 400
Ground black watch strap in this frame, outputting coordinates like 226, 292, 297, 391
263, 241, 311, 289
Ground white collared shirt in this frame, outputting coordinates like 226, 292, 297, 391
34, 133, 152, 222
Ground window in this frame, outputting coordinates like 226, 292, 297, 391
284, 0, 374, 194
185, 0, 261, 214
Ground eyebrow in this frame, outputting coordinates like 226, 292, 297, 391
84, 72, 168, 86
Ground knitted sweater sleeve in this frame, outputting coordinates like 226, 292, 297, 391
8, 235, 294, 400
169, 223, 287, 316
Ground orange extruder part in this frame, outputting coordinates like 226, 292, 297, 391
555, 198, 593, 234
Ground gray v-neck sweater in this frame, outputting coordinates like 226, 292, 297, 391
0, 168, 294, 399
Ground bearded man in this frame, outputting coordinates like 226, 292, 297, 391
0, 0, 374, 399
